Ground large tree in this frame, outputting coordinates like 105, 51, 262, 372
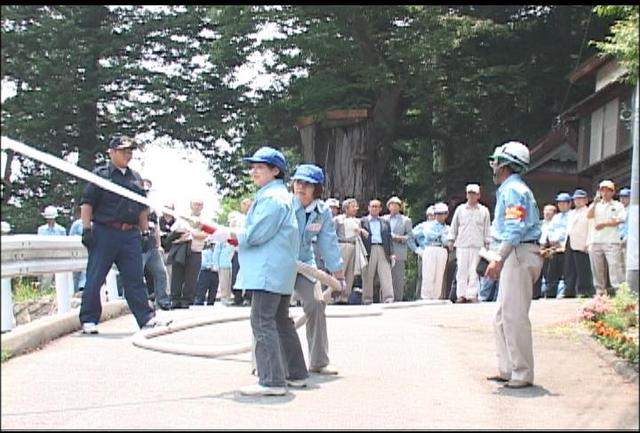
208, 5, 612, 218
1, 5, 235, 231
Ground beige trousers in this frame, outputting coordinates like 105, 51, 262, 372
217, 268, 233, 302
338, 243, 355, 302
588, 243, 625, 294
421, 246, 448, 300
362, 245, 394, 303
493, 244, 543, 384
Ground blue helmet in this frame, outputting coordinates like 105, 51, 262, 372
555, 192, 572, 202
291, 164, 325, 184
242, 146, 288, 173
620, 187, 631, 197
572, 189, 588, 199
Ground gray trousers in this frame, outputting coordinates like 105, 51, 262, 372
294, 274, 330, 370
391, 259, 406, 301
251, 290, 308, 387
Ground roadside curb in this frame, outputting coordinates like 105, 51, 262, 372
1, 300, 130, 359
577, 331, 639, 384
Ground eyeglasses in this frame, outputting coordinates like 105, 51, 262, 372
116, 148, 134, 154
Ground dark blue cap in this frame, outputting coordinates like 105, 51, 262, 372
620, 187, 631, 197
572, 189, 588, 199
291, 164, 325, 184
242, 146, 288, 173
109, 135, 136, 149
555, 192, 572, 202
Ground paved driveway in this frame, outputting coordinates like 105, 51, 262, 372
1, 299, 638, 429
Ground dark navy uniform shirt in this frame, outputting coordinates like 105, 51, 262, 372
80, 161, 147, 225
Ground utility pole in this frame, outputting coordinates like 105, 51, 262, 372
626, 81, 639, 293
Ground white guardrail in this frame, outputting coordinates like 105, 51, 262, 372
1, 235, 121, 332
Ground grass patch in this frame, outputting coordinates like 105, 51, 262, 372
1, 345, 12, 363
12, 277, 55, 302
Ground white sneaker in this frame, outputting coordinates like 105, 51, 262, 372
239, 383, 286, 396
81, 322, 98, 334
286, 379, 307, 388
141, 317, 172, 330
309, 365, 339, 375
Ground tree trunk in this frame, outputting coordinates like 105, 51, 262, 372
298, 85, 404, 209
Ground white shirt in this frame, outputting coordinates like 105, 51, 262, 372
590, 200, 626, 244
448, 202, 491, 248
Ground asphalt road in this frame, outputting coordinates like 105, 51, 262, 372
1, 299, 638, 429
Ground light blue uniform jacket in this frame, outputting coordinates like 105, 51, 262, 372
234, 179, 299, 295
212, 241, 234, 269
547, 210, 569, 244
408, 220, 449, 251
492, 174, 541, 245
295, 198, 343, 282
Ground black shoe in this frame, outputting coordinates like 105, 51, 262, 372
158, 302, 172, 311
171, 301, 189, 309
486, 375, 509, 382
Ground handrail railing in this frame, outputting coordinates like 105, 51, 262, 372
1, 235, 121, 332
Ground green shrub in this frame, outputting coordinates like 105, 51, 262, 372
12, 277, 55, 302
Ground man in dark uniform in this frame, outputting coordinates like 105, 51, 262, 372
78, 135, 168, 334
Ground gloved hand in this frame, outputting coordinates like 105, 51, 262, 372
208, 225, 231, 243
141, 230, 152, 253
81, 228, 93, 250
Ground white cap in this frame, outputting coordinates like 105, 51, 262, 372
42, 205, 58, 219
466, 184, 480, 193
426, 205, 435, 215
433, 202, 449, 214
326, 198, 340, 208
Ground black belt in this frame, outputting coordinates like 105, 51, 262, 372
103, 221, 139, 231
371, 243, 383, 245
522, 240, 540, 245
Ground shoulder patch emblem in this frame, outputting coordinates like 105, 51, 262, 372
505, 205, 526, 221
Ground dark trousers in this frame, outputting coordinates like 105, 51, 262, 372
231, 252, 251, 305
80, 223, 154, 328
194, 269, 219, 305
170, 251, 201, 305
251, 290, 308, 387
563, 243, 594, 297
543, 252, 565, 298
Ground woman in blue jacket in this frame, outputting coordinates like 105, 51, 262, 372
216, 146, 307, 396
291, 164, 344, 375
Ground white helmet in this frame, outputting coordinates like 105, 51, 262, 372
488, 141, 530, 172
433, 202, 449, 214
426, 205, 435, 216
42, 205, 58, 219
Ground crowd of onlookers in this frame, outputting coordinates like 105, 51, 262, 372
3, 177, 630, 307
323, 179, 630, 305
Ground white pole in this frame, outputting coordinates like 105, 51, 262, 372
105, 268, 121, 301
1, 278, 16, 332
55, 272, 71, 314
626, 82, 639, 293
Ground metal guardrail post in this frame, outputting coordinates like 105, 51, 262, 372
55, 272, 72, 314
1, 278, 16, 332
105, 269, 121, 301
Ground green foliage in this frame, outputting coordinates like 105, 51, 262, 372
581, 283, 639, 365
12, 276, 54, 302
2, 6, 237, 228
1, 346, 11, 363
592, 5, 639, 84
